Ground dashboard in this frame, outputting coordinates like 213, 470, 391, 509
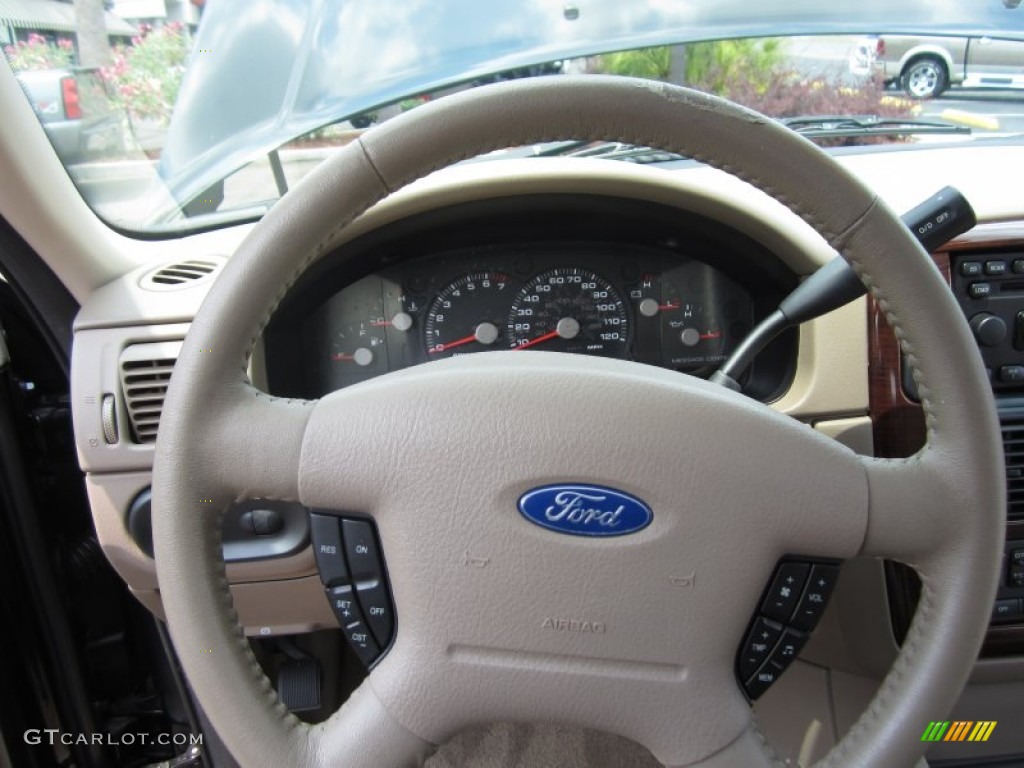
264, 195, 799, 401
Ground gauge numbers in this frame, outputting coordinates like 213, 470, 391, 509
424, 272, 513, 357
508, 267, 629, 357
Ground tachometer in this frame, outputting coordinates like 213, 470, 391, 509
508, 267, 629, 357
424, 272, 514, 357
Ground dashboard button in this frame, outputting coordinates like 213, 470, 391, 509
960, 261, 982, 277
790, 564, 839, 630
760, 562, 809, 623
310, 513, 349, 586
1014, 260, 1024, 275
1015, 312, 1024, 352
738, 617, 782, 680
767, 627, 808, 669
1010, 548, 1024, 588
969, 283, 992, 299
355, 580, 394, 647
985, 260, 1007, 276
992, 598, 1022, 623
999, 365, 1024, 384
341, 519, 383, 582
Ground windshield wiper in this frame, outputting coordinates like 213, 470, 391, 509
781, 115, 971, 139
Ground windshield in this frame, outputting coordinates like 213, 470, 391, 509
3, 0, 1024, 236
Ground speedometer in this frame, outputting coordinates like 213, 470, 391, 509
508, 267, 629, 357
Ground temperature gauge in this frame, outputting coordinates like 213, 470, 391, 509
631, 273, 726, 371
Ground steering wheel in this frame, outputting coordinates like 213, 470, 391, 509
152, 77, 1004, 767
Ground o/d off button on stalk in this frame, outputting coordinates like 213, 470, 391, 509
310, 512, 396, 667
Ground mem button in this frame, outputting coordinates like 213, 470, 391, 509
760, 562, 809, 623
342, 519, 383, 582
744, 661, 784, 700
310, 513, 349, 586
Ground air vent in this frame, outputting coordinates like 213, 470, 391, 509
1003, 418, 1024, 521
140, 258, 224, 290
119, 341, 182, 443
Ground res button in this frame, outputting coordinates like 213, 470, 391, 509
310, 513, 349, 586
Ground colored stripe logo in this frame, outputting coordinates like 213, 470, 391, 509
921, 721, 997, 742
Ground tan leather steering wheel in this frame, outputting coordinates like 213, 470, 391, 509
152, 77, 1005, 767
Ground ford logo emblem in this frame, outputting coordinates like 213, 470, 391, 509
517, 484, 652, 537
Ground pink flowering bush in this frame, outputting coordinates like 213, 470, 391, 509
4, 33, 74, 71
100, 22, 188, 126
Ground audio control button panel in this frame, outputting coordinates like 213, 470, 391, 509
310, 511, 395, 667
736, 557, 840, 700
951, 252, 1024, 391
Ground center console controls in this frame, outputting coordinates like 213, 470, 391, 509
950, 252, 1024, 390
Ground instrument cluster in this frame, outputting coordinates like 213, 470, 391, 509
296, 243, 755, 394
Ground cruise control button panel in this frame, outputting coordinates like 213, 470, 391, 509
310, 511, 395, 667
737, 557, 841, 700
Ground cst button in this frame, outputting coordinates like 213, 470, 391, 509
343, 621, 381, 666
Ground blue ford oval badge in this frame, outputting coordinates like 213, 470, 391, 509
518, 484, 652, 537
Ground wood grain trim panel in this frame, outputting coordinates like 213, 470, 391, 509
868, 242, 1024, 657
867, 252, 948, 459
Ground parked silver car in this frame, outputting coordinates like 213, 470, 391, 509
851, 34, 1024, 98
15, 67, 123, 162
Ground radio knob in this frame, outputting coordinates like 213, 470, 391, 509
970, 313, 1007, 347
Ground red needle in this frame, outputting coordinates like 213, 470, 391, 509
428, 333, 478, 355
331, 353, 354, 361
659, 302, 681, 311
370, 321, 391, 327
700, 331, 722, 340
513, 330, 560, 350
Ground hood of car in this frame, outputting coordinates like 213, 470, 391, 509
157, 0, 1024, 219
